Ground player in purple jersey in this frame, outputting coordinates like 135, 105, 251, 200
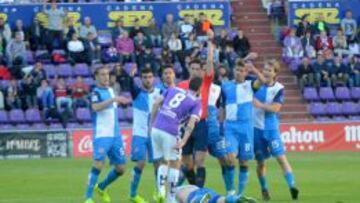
150, 77, 203, 203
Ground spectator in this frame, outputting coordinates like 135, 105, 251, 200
64, 16, 78, 41
137, 46, 157, 73
13, 19, 27, 42
312, 14, 329, 35
167, 33, 182, 62
220, 44, 237, 71
134, 32, 152, 54
332, 56, 350, 87
110, 74, 121, 96
29, 17, 45, 51
101, 42, 119, 64
333, 29, 348, 56
161, 14, 179, 45
184, 33, 200, 53
313, 54, 328, 87
79, 17, 97, 39
129, 18, 144, 39
297, 57, 315, 91
216, 29, 230, 52
6, 32, 26, 66
283, 29, 303, 59
112, 63, 132, 92
83, 32, 101, 62
233, 29, 251, 58
0, 90, 4, 110
296, 14, 311, 37
116, 30, 135, 63
43, 1, 66, 52
6, 79, 21, 109
348, 40, 360, 55
54, 77, 72, 112
160, 47, 173, 68
145, 18, 162, 48
315, 31, 333, 52
341, 10, 357, 43
111, 19, 126, 42
179, 14, 194, 42
30, 61, 47, 87
21, 75, 38, 108
217, 65, 229, 82
37, 79, 54, 110
349, 56, 360, 87
301, 30, 316, 58
0, 17, 12, 44
71, 75, 89, 108
67, 33, 88, 65
0, 64, 11, 80
195, 13, 213, 43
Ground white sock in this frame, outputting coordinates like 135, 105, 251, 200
157, 164, 168, 196
167, 168, 180, 202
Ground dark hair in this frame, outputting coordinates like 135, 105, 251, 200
141, 68, 153, 76
189, 59, 202, 67
235, 59, 246, 68
94, 65, 108, 76
189, 77, 203, 92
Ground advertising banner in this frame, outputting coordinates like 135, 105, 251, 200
0, 131, 68, 159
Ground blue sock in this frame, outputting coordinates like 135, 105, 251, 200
98, 168, 121, 191
130, 167, 142, 197
226, 166, 235, 192
238, 166, 249, 195
258, 175, 269, 192
85, 167, 100, 199
284, 172, 296, 189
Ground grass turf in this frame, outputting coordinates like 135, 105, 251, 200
0, 152, 359, 203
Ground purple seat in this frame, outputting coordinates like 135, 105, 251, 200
16, 124, 31, 130
342, 102, 358, 115
43, 64, 57, 78
98, 33, 112, 47
154, 77, 161, 86
74, 64, 90, 77
134, 77, 142, 88
351, 87, 360, 100
319, 87, 335, 101
303, 87, 319, 101
84, 77, 95, 86
26, 51, 34, 64
76, 108, 91, 122
32, 123, 47, 130
326, 102, 342, 115
349, 115, 360, 121
67, 122, 81, 129
333, 116, 347, 121
335, 87, 351, 101
0, 110, 8, 123
174, 62, 183, 75
309, 102, 326, 116
57, 64, 73, 78
126, 107, 133, 121
81, 122, 92, 129
118, 108, 126, 121
66, 77, 76, 86
9, 109, 25, 123
153, 48, 162, 58
124, 63, 136, 75
120, 92, 133, 103
0, 80, 10, 89
315, 116, 332, 122
52, 49, 66, 55
0, 124, 14, 130
49, 123, 63, 129
25, 108, 42, 123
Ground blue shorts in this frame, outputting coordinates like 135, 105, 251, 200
224, 121, 254, 161
187, 188, 220, 203
131, 136, 153, 162
207, 121, 227, 158
182, 119, 208, 155
93, 136, 126, 165
254, 128, 286, 161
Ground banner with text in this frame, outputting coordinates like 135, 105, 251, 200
0, 1, 230, 30
288, 0, 360, 26
0, 131, 68, 159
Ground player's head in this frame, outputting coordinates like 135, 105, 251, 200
140, 68, 154, 90
263, 59, 281, 83
234, 59, 248, 82
189, 59, 203, 79
189, 76, 203, 94
162, 64, 175, 86
95, 66, 110, 87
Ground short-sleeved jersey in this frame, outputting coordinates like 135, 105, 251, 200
253, 82, 284, 130
221, 80, 254, 122
207, 83, 221, 124
153, 87, 202, 136
91, 86, 119, 138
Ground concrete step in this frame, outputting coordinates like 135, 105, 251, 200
284, 96, 305, 104
240, 26, 272, 34
252, 47, 283, 54
236, 14, 269, 21
280, 112, 311, 120
282, 104, 308, 112
278, 75, 297, 84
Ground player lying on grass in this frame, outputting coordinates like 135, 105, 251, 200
175, 185, 258, 203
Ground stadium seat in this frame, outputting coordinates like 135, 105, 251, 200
124, 63, 136, 75
134, 77, 142, 88
49, 123, 63, 129
26, 51, 34, 64
32, 123, 47, 130
303, 87, 319, 101
335, 87, 351, 101
326, 102, 342, 116
351, 87, 360, 100
349, 115, 360, 121
76, 108, 91, 122
0, 80, 10, 89
315, 116, 332, 122
0, 124, 14, 131
25, 108, 42, 123
66, 122, 81, 129
57, 64, 73, 78
0, 110, 8, 123
97, 32, 112, 47
9, 109, 25, 124
118, 108, 126, 121
74, 64, 90, 77
309, 102, 326, 116
65, 77, 76, 86
83, 77, 95, 87
126, 107, 133, 121
16, 124, 31, 130
81, 122, 92, 129
319, 87, 335, 101
153, 48, 163, 59
174, 62, 183, 75
332, 116, 347, 121
342, 102, 358, 116
43, 64, 57, 78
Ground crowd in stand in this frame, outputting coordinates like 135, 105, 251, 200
0, 1, 250, 127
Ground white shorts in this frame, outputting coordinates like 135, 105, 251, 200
151, 128, 181, 161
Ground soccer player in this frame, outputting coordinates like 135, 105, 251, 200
158, 64, 176, 91
177, 32, 215, 188
175, 185, 258, 203
253, 59, 299, 201
128, 68, 162, 203
150, 77, 203, 203
84, 66, 131, 203
220, 60, 265, 196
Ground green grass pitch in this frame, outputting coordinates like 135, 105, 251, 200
0, 152, 360, 203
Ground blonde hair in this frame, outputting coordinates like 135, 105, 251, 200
265, 59, 281, 75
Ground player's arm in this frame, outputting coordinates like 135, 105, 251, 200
150, 95, 164, 125
204, 30, 215, 76
91, 92, 130, 112
174, 116, 198, 149
253, 89, 284, 113
246, 62, 266, 89
128, 66, 140, 99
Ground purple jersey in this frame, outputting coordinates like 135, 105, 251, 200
153, 87, 202, 136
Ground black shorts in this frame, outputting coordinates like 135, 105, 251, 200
182, 119, 208, 155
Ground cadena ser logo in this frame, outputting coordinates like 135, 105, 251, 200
294, 8, 340, 25
344, 125, 360, 143
281, 126, 325, 144
36, 11, 81, 28
179, 10, 224, 26
108, 11, 153, 27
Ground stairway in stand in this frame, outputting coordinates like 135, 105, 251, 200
231, 0, 312, 123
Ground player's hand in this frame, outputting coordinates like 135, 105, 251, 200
129, 65, 137, 77
246, 62, 256, 72
253, 99, 264, 109
114, 96, 131, 105
246, 52, 258, 60
173, 140, 185, 150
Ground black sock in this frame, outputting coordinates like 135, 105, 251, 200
185, 168, 196, 185
196, 167, 206, 188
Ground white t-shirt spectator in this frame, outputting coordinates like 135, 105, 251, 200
168, 38, 182, 51
67, 40, 85, 53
